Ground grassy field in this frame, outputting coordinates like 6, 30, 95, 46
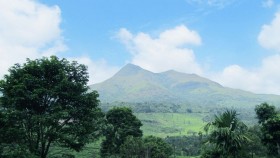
135, 113, 206, 137
48, 140, 102, 158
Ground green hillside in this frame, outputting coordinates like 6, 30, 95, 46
90, 64, 280, 132
91, 64, 280, 108
135, 113, 205, 137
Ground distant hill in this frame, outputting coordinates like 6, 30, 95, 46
90, 64, 280, 136
90, 63, 280, 110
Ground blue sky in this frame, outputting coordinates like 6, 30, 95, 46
0, 0, 280, 94
43, 0, 274, 67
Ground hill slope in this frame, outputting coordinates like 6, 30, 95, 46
90, 64, 280, 136
90, 64, 280, 109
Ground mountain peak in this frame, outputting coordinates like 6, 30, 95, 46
113, 63, 148, 77
163, 69, 177, 74
123, 63, 142, 70
90, 64, 280, 107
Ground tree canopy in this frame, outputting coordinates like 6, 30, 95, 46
203, 110, 249, 158
255, 103, 280, 156
0, 56, 104, 158
143, 135, 173, 158
119, 136, 145, 158
100, 107, 142, 157
119, 135, 173, 158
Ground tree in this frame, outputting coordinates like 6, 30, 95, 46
255, 103, 280, 157
255, 102, 277, 124
119, 136, 145, 158
143, 136, 173, 158
119, 135, 173, 158
243, 125, 267, 158
203, 110, 249, 158
165, 134, 203, 156
100, 107, 142, 157
0, 56, 104, 158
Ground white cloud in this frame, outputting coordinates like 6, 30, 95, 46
117, 25, 203, 75
72, 56, 119, 84
262, 0, 274, 8
258, 12, 280, 52
211, 54, 280, 95
0, 0, 67, 78
118, 23, 280, 95
212, 11, 280, 95
0, 0, 119, 85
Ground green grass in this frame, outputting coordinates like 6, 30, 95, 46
49, 140, 102, 158
135, 113, 205, 137
72, 141, 101, 158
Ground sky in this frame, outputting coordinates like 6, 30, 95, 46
0, 0, 280, 95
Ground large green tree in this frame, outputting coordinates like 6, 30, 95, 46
143, 136, 173, 158
119, 136, 145, 158
203, 110, 249, 158
100, 107, 142, 157
0, 56, 104, 158
243, 125, 267, 158
255, 103, 280, 157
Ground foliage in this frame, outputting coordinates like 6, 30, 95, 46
119, 135, 173, 158
100, 107, 142, 157
203, 110, 249, 158
0, 56, 104, 158
166, 133, 204, 157
0, 143, 37, 158
119, 136, 145, 158
200, 146, 223, 158
255, 102, 277, 124
242, 125, 267, 157
255, 103, 280, 157
143, 136, 173, 158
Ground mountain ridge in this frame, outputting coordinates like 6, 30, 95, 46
90, 64, 280, 109
90, 64, 280, 135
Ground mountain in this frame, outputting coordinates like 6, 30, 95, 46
90, 64, 280, 136
90, 64, 280, 110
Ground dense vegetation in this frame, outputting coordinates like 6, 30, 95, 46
0, 56, 104, 158
100, 107, 143, 157
201, 110, 249, 158
0, 56, 280, 158
255, 103, 280, 157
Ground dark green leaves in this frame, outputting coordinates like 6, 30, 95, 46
255, 103, 280, 156
0, 56, 104, 158
203, 110, 249, 157
100, 107, 142, 157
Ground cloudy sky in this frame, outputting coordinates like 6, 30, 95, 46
0, 0, 280, 95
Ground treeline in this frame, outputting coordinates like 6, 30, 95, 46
0, 56, 279, 158
101, 102, 259, 126
101, 102, 191, 113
